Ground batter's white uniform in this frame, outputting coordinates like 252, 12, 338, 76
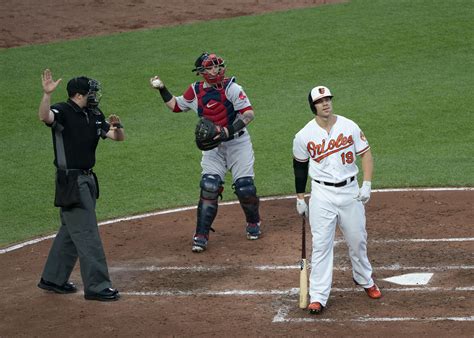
293, 115, 374, 306
174, 78, 255, 182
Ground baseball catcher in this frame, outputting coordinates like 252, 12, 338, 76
150, 52, 262, 253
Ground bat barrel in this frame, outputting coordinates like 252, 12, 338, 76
299, 216, 308, 308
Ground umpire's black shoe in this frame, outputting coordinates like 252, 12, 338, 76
84, 288, 120, 301
38, 278, 78, 294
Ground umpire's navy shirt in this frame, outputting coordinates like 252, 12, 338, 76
47, 99, 110, 169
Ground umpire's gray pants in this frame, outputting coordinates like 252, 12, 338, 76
41, 174, 112, 294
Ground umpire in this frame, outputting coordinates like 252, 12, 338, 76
37, 69, 125, 301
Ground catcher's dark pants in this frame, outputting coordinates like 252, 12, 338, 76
41, 173, 112, 294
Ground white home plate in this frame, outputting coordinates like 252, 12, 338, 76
383, 273, 433, 285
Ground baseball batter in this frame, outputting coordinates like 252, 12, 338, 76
150, 52, 261, 253
293, 85, 382, 315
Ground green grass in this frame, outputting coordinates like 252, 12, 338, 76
1, 0, 473, 246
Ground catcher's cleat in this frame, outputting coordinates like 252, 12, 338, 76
192, 234, 208, 253
38, 278, 77, 294
353, 278, 382, 299
246, 222, 261, 240
308, 302, 324, 315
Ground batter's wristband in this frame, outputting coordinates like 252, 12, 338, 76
227, 119, 246, 136
159, 86, 173, 103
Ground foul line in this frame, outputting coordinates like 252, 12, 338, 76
272, 305, 474, 323
1, 187, 473, 254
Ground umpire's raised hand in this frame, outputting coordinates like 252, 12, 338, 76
42, 69, 62, 94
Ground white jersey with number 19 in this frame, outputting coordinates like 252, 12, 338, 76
292, 115, 370, 183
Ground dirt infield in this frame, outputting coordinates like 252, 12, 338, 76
1, 190, 473, 336
0, 0, 343, 48
1, 0, 473, 336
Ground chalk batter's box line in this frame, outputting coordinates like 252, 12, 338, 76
109, 264, 474, 272
121, 286, 474, 297
272, 305, 474, 323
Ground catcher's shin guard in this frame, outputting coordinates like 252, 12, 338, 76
233, 177, 260, 224
195, 174, 222, 235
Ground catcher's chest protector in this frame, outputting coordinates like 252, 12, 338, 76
194, 81, 236, 127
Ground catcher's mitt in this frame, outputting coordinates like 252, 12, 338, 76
195, 118, 226, 151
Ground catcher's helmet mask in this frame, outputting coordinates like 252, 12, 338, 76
308, 85, 333, 114
86, 79, 102, 109
67, 76, 102, 109
192, 52, 226, 88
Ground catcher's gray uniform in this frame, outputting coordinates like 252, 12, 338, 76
175, 78, 255, 180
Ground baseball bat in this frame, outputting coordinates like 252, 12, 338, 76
299, 216, 309, 309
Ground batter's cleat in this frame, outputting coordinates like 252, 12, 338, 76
192, 234, 208, 253
308, 302, 324, 315
38, 278, 78, 294
364, 284, 382, 299
353, 278, 382, 299
246, 222, 261, 240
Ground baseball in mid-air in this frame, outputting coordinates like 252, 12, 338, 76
151, 78, 163, 88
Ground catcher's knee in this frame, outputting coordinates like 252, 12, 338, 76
200, 174, 223, 200
234, 177, 260, 223
197, 174, 222, 234
233, 177, 257, 201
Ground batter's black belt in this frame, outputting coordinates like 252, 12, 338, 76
314, 176, 355, 187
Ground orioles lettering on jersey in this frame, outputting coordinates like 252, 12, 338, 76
306, 133, 354, 163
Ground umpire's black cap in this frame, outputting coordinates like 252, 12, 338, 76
66, 76, 90, 97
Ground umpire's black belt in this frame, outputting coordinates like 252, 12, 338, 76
58, 168, 94, 176
314, 176, 355, 187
